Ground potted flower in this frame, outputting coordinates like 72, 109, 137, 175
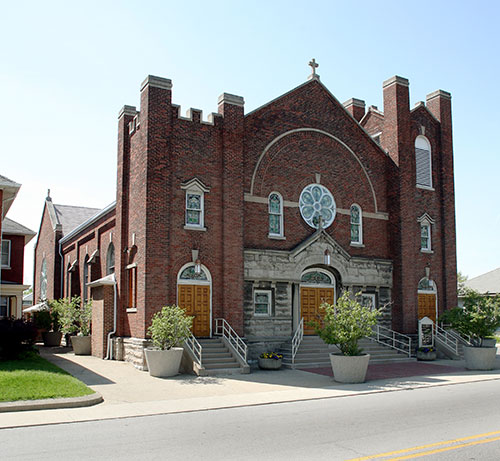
416, 346, 437, 361
445, 289, 500, 370
258, 352, 283, 370
310, 291, 379, 383
145, 305, 194, 378
53, 296, 92, 355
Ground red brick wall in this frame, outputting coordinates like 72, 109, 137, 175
1, 235, 25, 284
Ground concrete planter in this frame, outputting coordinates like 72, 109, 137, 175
330, 353, 370, 383
481, 338, 497, 348
417, 350, 437, 361
42, 331, 63, 347
464, 345, 497, 370
71, 335, 91, 355
258, 358, 282, 370
145, 347, 184, 378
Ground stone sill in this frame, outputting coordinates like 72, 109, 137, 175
421, 249, 434, 254
126, 308, 138, 313
184, 225, 207, 232
417, 185, 435, 192
268, 235, 286, 240
350, 243, 365, 248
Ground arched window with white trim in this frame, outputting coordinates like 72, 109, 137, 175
415, 136, 432, 188
350, 204, 362, 245
268, 192, 283, 237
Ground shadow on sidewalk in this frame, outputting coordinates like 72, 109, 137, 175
39, 348, 115, 386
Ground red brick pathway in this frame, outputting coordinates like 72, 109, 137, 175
300, 361, 466, 381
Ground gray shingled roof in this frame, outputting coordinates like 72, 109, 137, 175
464, 268, 500, 295
53, 204, 101, 235
0, 174, 20, 187
2, 217, 36, 236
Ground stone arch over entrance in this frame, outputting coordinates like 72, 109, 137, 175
300, 266, 338, 335
417, 277, 438, 323
176, 263, 212, 337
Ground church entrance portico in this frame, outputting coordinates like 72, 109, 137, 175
177, 264, 212, 337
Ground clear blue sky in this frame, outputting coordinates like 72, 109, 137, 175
2, 0, 499, 285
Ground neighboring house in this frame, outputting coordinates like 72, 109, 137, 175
459, 268, 500, 307
34, 67, 457, 365
0, 175, 36, 319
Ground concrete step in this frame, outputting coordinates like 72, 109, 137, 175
203, 356, 237, 364
204, 362, 240, 369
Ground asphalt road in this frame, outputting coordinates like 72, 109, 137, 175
2, 379, 500, 460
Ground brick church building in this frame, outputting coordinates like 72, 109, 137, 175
33, 63, 457, 368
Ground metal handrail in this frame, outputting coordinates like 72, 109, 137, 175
184, 334, 202, 367
291, 318, 304, 365
214, 318, 248, 363
369, 324, 412, 357
435, 325, 470, 355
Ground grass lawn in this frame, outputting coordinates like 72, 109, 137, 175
0, 352, 94, 402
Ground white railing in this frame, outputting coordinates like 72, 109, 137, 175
291, 318, 304, 365
184, 334, 202, 367
370, 325, 412, 357
215, 318, 248, 363
435, 325, 470, 356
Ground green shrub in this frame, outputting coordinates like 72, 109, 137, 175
51, 297, 92, 336
0, 318, 38, 360
309, 291, 380, 356
147, 305, 194, 350
445, 289, 500, 347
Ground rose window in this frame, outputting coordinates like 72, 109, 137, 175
299, 183, 336, 229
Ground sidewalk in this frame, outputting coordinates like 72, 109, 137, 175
2, 347, 500, 429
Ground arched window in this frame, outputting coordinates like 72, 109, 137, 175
40, 258, 47, 301
300, 269, 334, 285
415, 136, 432, 188
417, 213, 434, 252
83, 255, 89, 303
350, 204, 362, 245
106, 243, 115, 275
268, 192, 283, 237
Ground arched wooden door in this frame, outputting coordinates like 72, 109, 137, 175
177, 264, 211, 337
417, 277, 437, 323
300, 269, 336, 335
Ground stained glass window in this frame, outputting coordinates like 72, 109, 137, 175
301, 271, 333, 285
268, 192, 283, 236
350, 204, 362, 244
299, 184, 336, 229
40, 258, 47, 300
254, 290, 271, 315
106, 243, 115, 275
186, 193, 202, 226
421, 223, 430, 251
180, 266, 208, 281
418, 277, 434, 291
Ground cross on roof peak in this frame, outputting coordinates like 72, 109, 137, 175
308, 58, 320, 81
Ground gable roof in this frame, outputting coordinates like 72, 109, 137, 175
0, 174, 21, 218
2, 217, 36, 244
464, 268, 500, 295
52, 203, 101, 235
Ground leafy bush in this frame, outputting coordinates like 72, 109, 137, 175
33, 305, 60, 332
51, 297, 92, 336
444, 289, 500, 347
147, 305, 194, 350
0, 318, 38, 360
309, 291, 380, 356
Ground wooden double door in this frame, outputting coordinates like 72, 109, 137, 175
178, 284, 211, 337
301, 286, 335, 335
418, 293, 437, 323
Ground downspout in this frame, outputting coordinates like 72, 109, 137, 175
105, 273, 117, 360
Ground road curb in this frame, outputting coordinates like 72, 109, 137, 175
0, 392, 103, 413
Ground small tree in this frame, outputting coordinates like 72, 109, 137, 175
51, 296, 92, 336
148, 305, 194, 350
446, 289, 500, 347
310, 291, 380, 356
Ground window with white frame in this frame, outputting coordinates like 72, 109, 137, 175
350, 204, 363, 245
421, 222, 431, 251
268, 192, 283, 237
254, 290, 271, 316
415, 136, 432, 188
1, 240, 11, 268
181, 178, 210, 230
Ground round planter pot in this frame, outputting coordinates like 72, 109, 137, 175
417, 350, 437, 361
329, 353, 370, 384
145, 347, 184, 378
71, 335, 91, 355
258, 358, 282, 370
464, 345, 497, 370
42, 331, 63, 347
